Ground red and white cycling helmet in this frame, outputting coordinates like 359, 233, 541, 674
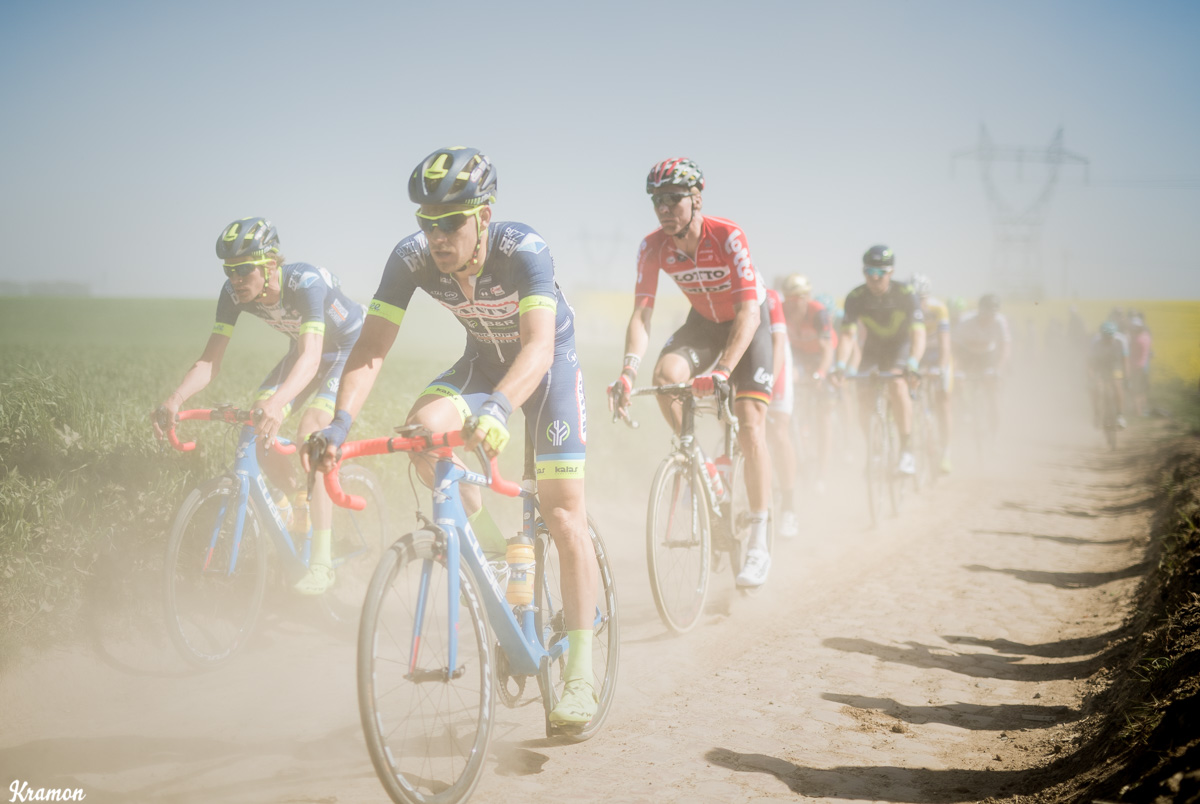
646, 157, 705, 194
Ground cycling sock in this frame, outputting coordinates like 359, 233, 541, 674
748, 510, 769, 553
564, 629, 593, 684
311, 528, 332, 567
468, 507, 508, 560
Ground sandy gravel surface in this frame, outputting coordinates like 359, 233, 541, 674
0, 409, 1153, 803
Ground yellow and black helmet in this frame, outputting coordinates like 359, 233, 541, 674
408, 147, 497, 206
215, 217, 279, 261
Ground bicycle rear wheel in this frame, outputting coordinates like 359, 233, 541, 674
358, 529, 493, 804
164, 476, 268, 667
646, 453, 710, 634
320, 463, 389, 625
535, 515, 620, 740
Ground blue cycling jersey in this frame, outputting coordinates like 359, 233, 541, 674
213, 262, 364, 346
367, 222, 575, 365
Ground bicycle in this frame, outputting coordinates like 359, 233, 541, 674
848, 369, 911, 525
909, 372, 941, 492
619, 381, 767, 635
161, 406, 387, 666
323, 422, 619, 804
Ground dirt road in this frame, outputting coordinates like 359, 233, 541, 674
0, 408, 1155, 803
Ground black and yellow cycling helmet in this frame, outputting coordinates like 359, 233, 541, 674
408, 147, 497, 206
215, 217, 280, 261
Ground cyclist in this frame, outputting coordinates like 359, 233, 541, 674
152, 217, 364, 595
1128, 314, 1152, 417
780, 274, 836, 494
608, 157, 774, 588
911, 274, 954, 473
831, 245, 925, 475
1088, 321, 1128, 429
305, 147, 598, 729
953, 292, 1010, 434
765, 286, 799, 538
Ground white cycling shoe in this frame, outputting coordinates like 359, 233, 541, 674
778, 511, 799, 539
897, 451, 916, 475
736, 549, 771, 588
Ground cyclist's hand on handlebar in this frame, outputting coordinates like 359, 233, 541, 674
151, 403, 177, 441
253, 396, 286, 446
607, 372, 633, 420
465, 393, 512, 457
303, 410, 353, 474
904, 357, 921, 384
691, 366, 730, 398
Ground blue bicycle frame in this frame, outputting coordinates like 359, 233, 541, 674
422, 456, 566, 680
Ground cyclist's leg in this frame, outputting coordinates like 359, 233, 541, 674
767, 346, 797, 533
405, 354, 492, 510
729, 312, 773, 585
523, 351, 598, 725
653, 311, 721, 434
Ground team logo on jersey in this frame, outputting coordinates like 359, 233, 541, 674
723, 230, 754, 281
673, 267, 728, 284
498, 226, 523, 256
567, 349, 578, 366
515, 233, 547, 255
328, 299, 349, 323
547, 420, 570, 447
489, 284, 506, 296
396, 237, 426, 271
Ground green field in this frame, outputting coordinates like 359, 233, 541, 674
0, 295, 647, 657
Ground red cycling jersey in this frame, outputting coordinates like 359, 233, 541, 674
781, 296, 836, 356
635, 215, 765, 323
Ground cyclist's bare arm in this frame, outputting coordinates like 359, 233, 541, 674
910, 323, 927, 366
610, 305, 653, 414
938, 328, 952, 374
771, 329, 786, 386
717, 298, 761, 371
623, 305, 653, 368
254, 331, 324, 440
305, 315, 398, 472
492, 306, 555, 408
818, 332, 835, 377
156, 333, 230, 437
835, 322, 857, 369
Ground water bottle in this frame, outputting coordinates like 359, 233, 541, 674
714, 454, 733, 502
705, 459, 726, 500
505, 535, 535, 606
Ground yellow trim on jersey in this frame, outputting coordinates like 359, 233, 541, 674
519, 295, 557, 315
305, 396, 335, 416
911, 321, 926, 332
535, 459, 585, 480
418, 383, 473, 422
299, 321, 325, 337
367, 299, 406, 327
212, 322, 234, 337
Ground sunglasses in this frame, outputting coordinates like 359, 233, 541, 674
223, 257, 273, 278
651, 191, 693, 208
863, 267, 891, 278
415, 206, 486, 234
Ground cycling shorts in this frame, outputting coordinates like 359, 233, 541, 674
419, 348, 587, 481
659, 302, 774, 405
859, 336, 911, 374
254, 339, 357, 418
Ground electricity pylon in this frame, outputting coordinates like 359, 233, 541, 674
953, 125, 1089, 300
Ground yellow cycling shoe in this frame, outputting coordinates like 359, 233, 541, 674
293, 564, 335, 596
549, 679, 597, 728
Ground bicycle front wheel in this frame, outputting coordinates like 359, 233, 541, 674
320, 463, 390, 625
865, 412, 887, 526
358, 529, 493, 804
534, 515, 620, 740
646, 453, 710, 634
163, 476, 268, 667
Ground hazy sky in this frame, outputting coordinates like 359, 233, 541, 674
2, 0, 1198, 304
